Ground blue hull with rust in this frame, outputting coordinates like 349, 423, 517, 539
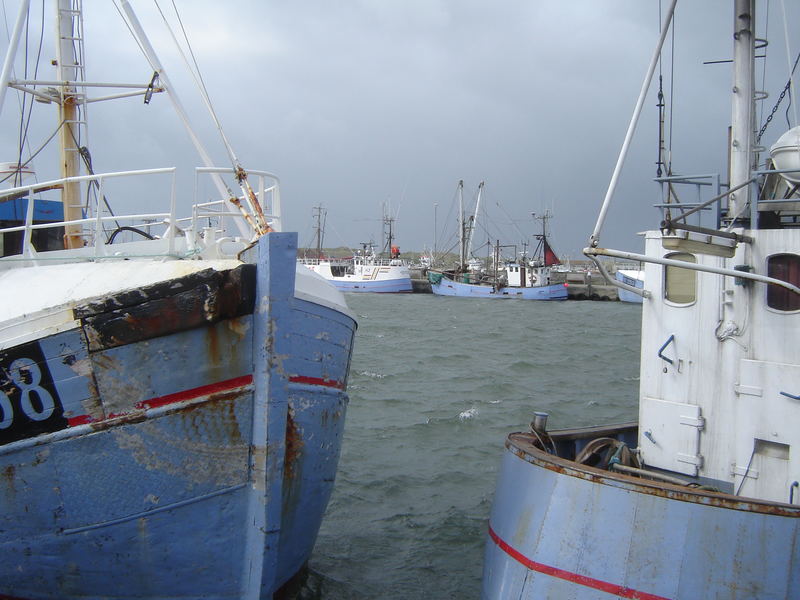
0, 233, 356, 599
482, 430, 800, 599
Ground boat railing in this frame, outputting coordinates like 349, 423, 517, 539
0, 167, 179, 261
193, 167, 282, 234
354, 256, 405, 267
0, 165, 283, 264
586, 167, 800, 298
653, 173, 722, 228
298, 256, 350, 264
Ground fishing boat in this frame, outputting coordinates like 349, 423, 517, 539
428, 182, 567, 300
299, 205, 412, 293
615, 268, 645, 303
0, 2, 356, 598
483, 1, 800, 598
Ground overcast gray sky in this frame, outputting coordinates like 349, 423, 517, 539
3, 1, 799, 260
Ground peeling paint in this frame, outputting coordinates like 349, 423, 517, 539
113, 397, 248, 487
227, 316, 250, 339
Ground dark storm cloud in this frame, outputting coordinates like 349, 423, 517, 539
3, 1, 798, 259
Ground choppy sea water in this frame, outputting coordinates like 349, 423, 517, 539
301, 293, 642, 599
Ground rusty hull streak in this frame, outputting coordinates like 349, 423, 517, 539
1, 465, 15, 493
507, 432, 800, 518
283, 407, 304, 481
207, 322, 221, 367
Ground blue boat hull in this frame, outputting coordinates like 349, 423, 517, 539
483, 432, 800, 600
0, 233, 357, 599
430, 277, 567, 300
615, 270, 644, 304
330, 277, 412, 293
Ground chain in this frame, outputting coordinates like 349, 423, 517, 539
757, 84, 790, 143
757, 50, 800, 143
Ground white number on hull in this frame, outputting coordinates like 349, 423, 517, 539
0, 393, 12, 429
9, 357, 56, 421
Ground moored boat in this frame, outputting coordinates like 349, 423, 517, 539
300, 246, 413, 293
483, 1, 800, 598
0, 2, 356, 598
615, 268, 645, 303
299, 205, 412, 293
428, 182, 567, 300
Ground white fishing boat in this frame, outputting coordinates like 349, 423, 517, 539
615, 268, 645, 303
0, 2, 356, 598
428, 182, 568, 300
299, 205, 412, 293
484, 1, 800, 598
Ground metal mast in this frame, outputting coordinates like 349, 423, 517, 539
382, 203, 395, 256
465, 181, 484, 263
312, 205, 326, 258
56, 0, 87, 248
728, 0, 755, 220
457, 180, 465, 268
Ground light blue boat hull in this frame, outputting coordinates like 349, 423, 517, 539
330, 277, 412, 293
483, 432, 800, 600
615, 271, 644, 304
0, 233, 357, 599
430, 277, 567, 300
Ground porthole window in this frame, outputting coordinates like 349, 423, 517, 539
665, 253, 696, 304
767, 254, 800, 311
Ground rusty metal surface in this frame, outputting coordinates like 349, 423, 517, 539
0, 231, 357, 598
79, 264, 255, 351
283, 406, 304, 481
507, 431, 800, 517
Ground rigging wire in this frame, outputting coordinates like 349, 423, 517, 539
0, 117, 65, 186
112, 1, 153, 71
153, 0, 239, 168
69, 130, 121, 230
16, 1, 46, 187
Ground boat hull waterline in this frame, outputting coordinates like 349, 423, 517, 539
0, 233, 357, 599
328, 276, 412, 293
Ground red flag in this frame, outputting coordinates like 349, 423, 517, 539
543, 240, 560, 266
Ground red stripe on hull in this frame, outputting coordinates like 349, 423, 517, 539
487, 524, 670, 600
289, 375, 345, 390
66, 373, 344, 425
136, 374, 254, 410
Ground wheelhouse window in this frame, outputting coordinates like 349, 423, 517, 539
665, 253, 696, 304
767, 254, 800, 311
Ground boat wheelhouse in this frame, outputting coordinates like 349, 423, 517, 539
483, 2, 800, 598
